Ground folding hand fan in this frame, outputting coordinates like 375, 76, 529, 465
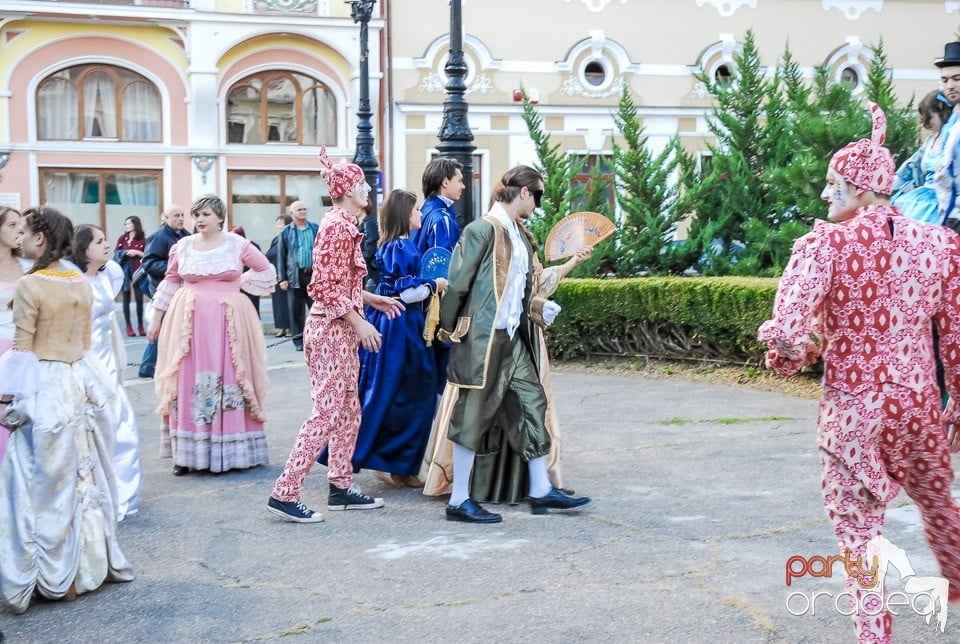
544, 211, 616, 262
420, 246, 452, 280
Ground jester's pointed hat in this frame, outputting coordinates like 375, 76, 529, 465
827, 102, 896, 195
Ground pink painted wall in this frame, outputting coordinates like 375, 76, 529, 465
8, 35, 188, 145
219, 47, 348, 99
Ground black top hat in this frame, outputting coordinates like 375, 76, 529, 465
936, 42, 960, 68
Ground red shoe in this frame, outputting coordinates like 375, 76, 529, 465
126, 323, 135, 337
138, 323, 147, 336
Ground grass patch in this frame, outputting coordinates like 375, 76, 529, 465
660, 415, 794, 426
713, 415, 793, 425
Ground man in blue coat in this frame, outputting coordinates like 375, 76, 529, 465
412, 158, 464, 393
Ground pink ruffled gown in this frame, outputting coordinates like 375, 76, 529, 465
153, 232, 276, 472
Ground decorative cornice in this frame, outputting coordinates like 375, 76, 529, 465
695, 0, 758, 17
822, 0, 883, 20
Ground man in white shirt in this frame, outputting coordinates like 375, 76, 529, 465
437, 165, 591, 523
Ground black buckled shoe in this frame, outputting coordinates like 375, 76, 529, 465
446, 498, 502, 523
529, 487, 591, 515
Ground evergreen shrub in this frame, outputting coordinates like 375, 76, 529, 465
547, 277, 779, 363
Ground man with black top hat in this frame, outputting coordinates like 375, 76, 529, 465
934, 41, 960, 229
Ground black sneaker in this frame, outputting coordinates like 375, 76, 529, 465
328, 484, 384, 510
267, 496, 324, 523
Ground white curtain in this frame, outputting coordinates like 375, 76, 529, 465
38, 79, 78, 139
83, 72, 117, 138
44, 172, 87, 203
114, 174, 158, 206
122, 82, 161, 141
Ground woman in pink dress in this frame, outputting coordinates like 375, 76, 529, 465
147, 195, 276, 475
0, 206, 29, 463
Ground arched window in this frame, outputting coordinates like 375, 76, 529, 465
226, 71, 337, 145
37, 65, 161, 141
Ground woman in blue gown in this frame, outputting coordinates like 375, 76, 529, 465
319, 189, 446, 487
892, 91, 953, 224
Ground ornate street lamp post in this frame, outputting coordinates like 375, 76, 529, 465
345, 0, 379, 213
436, 0, 476, 231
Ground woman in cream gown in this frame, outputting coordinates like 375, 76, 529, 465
0, 207, 133, 615
72, 224, 143, 521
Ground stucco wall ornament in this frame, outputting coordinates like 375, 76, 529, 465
561, 75, 625, 98
252, 0, 319, 12
695, 0, 758, 17
822, 0, 883, 20
565, 0, 628, 12
418, 73, 493, 95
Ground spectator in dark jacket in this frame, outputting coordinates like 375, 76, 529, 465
266, 214, 293, 336
138, 205, 189, 377
276, 201, 319, 351
359, 198, 379, 291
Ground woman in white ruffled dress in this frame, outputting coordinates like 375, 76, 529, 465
71, 224, 143, 521
0, 206, 30, 463
0, 207, 133, 615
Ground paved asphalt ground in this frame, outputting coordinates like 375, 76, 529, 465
2, 329, 960, 643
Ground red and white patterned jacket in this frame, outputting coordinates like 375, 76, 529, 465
307, 206, 366, 320
758, 205, 960, 415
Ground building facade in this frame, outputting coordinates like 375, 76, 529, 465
0, 0, 383, 246
0, 0, 956, 246
390, 0, 960, 217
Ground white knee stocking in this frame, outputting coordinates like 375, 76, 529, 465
527, 456, 552, 499
450, 443, 476, 507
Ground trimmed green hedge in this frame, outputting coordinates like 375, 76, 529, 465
548, 277, 779, 363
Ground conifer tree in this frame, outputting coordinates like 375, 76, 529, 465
612, 85, 695, 275
520, 90, 576, 253
568, 158, 618, 277
686, 29, 775, 274
865, 39, 919, 164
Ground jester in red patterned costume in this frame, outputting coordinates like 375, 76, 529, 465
267, 149, 404, 524
759, 104, 960, 643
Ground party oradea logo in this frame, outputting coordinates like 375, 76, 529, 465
784, 535, 948, 633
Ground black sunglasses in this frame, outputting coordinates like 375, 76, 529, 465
530, 188, 544, 209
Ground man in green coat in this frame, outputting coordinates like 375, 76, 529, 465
437, 165, 591, 523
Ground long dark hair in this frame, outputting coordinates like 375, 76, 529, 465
378, 189, 417, 247
0, 206, 21, 259
491, 165, 543, 204
23, 206, 74, 274
125, 215, 145, 241
71, 224, 104, 274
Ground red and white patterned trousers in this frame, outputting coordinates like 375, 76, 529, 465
818, 384, 960, 643
272, 316, 360, 500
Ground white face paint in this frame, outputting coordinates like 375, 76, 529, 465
821, 171, 858, 222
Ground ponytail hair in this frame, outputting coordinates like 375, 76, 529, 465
490, 165, 543, 205
23, 206, 74, 274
